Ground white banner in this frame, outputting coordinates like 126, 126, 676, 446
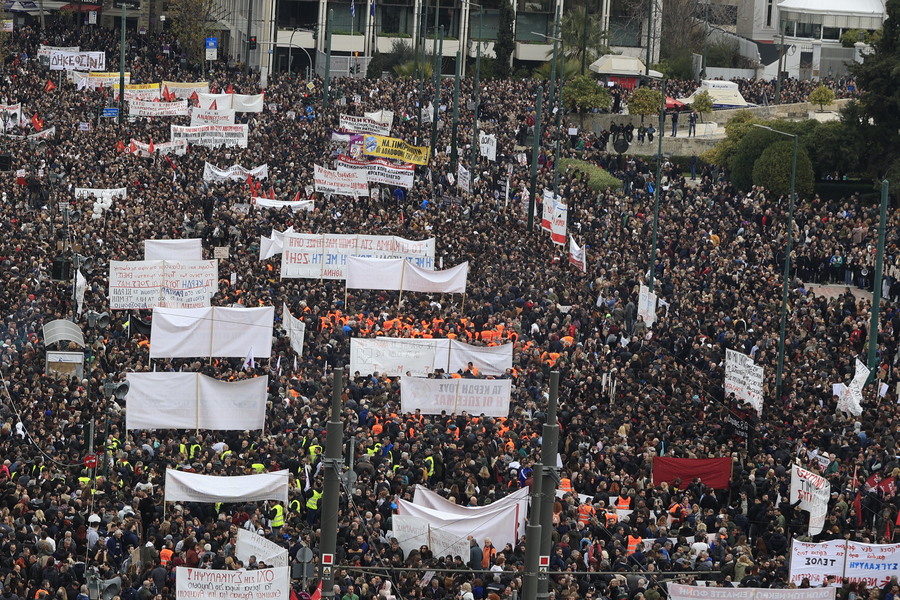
314, 164, 368, 197
190, 107, 236, 126
125, 373, 267, 431
789, 539, 846, 587
725, 349, 764, 413
551, 202, 567, 245
235, 530, 288, 569
196, 93, 231, 110
364, 109, 394, 125
162, 81, 210, 99
108, 260, 218, 310
339, 113, 392, 136
790, 465, 830, 536
75, 187, 127, 201
113, 83, 161, 101
70, 71, 130, 88
401, 376, 511, 417
251, 197, 314, 212
668, 584, 834, 600
0, 104, 21, 130
638, 284, 658, 327
569, 236, 586, 273
129, 99, 190, 117
49, 51, 105, 71
39, 45, 78, 59
457, 164, 471, 194
335, 155, 415, 189
281, 233, 435, 280
144, 239, 203, 261
233, 94, 265, 113
391, 515, 471, 561
130, 138, 188, 157
203, 163, 268, 182
479, 133, 497, 161
789, 539, 900, 588
170, 124, 249, 148
176, 567, 289, 600
837, 358, 869, 416
281, 303, 306, 356
149, 307, 274, 359
350, 338, 512, 377
541, 190, 555, 231
346, 257, 468, 294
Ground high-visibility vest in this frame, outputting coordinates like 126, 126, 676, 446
559, 478, 572, 493
617, 496, 631, 511
605, 512, 619, 527
160, 548, 173, 565
252, 463, 265, 473
577, 503, 595, 525
290, 499, 302, 513
190, 444, 201, 458
626, 535, 642, 555
306, 490, 323, 510
309, 445, 322, 463
424, 456, 435, 477
271, 504, 285, 527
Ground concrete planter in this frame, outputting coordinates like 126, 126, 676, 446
808, 110, 838, 122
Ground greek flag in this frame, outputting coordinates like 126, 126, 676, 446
350, 0, 355, 17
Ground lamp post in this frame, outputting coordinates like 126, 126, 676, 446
648, 78, 665, 293
526, 86, 543, 230
868, 180, 890, 381
324, 9, 334, 109
531, 28, 563, 195
429, 25, 443, 158
752, 123, 798, 405
469, 2, 482, 171
450, 50, 461, 170
287, 28, 314, 78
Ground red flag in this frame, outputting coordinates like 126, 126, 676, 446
246, 174, 253, 187
292, 190, 301, 202
254, 180, 262, 194
165, 155, 177, 170
189, 90, 199, 106
210, 85, 217, 94
115, 140, 125, 153
129, 140, 138, 153
651, 457, 732, 490
289, 590, 299, 600
30, 113, 43, 132
210, 99, 218, 110
310, 583, 322, 600
44, 79, 56, 93
853, 492, 863, 527
148, 139, 155, 154
896, 510, 900, 527
162, 85, 171, 101
268, 187, 275, 200
226, 84, 234, 94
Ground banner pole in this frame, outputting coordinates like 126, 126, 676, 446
840, 538, 849, 584
344, 282, 348, 310
398, 260, 406, 308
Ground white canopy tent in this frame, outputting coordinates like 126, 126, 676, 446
679, 80, 752, 109
588, 55, 663, 79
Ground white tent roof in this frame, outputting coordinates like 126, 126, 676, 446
777, 0, 884, 16
678, 80, 751, 109
588, 55, 663, 79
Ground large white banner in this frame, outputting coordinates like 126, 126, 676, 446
74, 187, 127, 201
130, 139, 188, 157
129, 100, 190, 117
281, 233, 435, 280
725, 349, 764, 413
190, 107, 236, 126
149, 307, 274, 359
668, 583, 834, 600
113, 83, 161, 101
176, 567, 289, 600
350, 338, 512, 376
144, 239, 203, 261
396, 499, 523, 557
837, 358, 869, 416
39, 45, 78, 59
364, 109, 394, 125
49, 51, 105, 71
162, 81, 210, 99
457, 164, 471, 194
166, 470, 288, 504
551, 202, 567, 245
789, 539, 900, 588
391, 515, 471, 561
232, 94, 265, 113
125, 373, 267, 431
108, 260, 217, 310
203, 163, 268, 182
790, 465, 830, 536
638, 284, 658, 327
170, 124, 249, 148
479, 133, 497, 162
401, 376, 512, 417
335, 155, 415, 189
251, 197, 314, 212
339, 114, 392, 136
314, 164, 368, 197
346, 257, 468, 294
197, 93, 231, 110
235, 530, 288, 569
0, 104, 21, 131
569, 236, 586, 273
281, 303, 306, 356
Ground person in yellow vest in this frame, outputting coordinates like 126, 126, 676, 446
269, 503, 285, 537
305, 485, 323, 527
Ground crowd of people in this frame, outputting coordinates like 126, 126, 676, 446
0, 16, 897, 600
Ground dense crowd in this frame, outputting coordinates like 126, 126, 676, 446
0, 16, 897, 600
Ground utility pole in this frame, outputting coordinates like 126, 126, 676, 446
118, 2, 126, 126
644, 0, 653, 76
450, 50, 461, 171
868, 180, 890, 380
429, 25, 443, 157
648, 79, 666, 293
580, 4, 588, 74
470, 4, 483, 170
537, 371, 560, 598
245, 0, 253, 76
522, 460, 543, 600
318, 367, 344, 599
774, 23, 786, 104
526, 86, 543, 230
324, 9, 334, 109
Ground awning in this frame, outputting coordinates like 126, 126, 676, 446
665, 97, 685, 109
61, 3, 102, 10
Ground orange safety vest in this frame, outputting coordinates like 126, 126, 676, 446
577, 503, 596, 525
160, 548, 173, 565
626, 535, 642, 555
559, 478, 573, 493
605, 512, 619, 526
616, 496, 631, 511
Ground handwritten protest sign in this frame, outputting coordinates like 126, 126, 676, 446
176, 567, 289, 600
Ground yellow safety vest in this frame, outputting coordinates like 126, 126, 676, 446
290, 499, 302, 513
306, 490, 323, 510
424, 456, 435, 476
271, 504, 285, 527
309, 445, 322, 463
252, 463, 265, 473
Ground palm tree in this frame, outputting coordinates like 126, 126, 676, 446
559, 5, 609, 70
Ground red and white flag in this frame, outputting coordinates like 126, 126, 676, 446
243, 347, 255, 371
568, 235, 587, 273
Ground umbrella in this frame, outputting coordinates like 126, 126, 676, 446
665, 97, 685, 110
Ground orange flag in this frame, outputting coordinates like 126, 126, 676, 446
44, 79, 56, 93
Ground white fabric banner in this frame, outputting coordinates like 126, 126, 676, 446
668, 584, 834, 600
790, 465, 830, 536
391, 515, 470, 561
39, 45, 79, 59
233, 94, 265, 113
345, 258, 468, 293
725, 349, 764, 413
314, 164, 368, 197
569, 236, 587, 273
401, 376, 512, 417
789, 539, 846, 587
75, 187, 127, 200
396, 499, 524, 557
176, 567, 289, 600
551, 202, 567, 245
49, 51, 105, 71
281, 233, 435, 280
190, 107, 236, 126
837, 359, 869, 416
260, 235, 282, 260
251, 197, 314, 211
789, 539, 900, 588
541, 190, 555, 231
203, 163, 268, 182
125, 373, 267, 431
129, 99, 190, 117
162, 81, 210, 99
130, 138, 188, 157
144, 239, 203, 261
339, 114, 392, 136
165, 469, 289, 504
638, 284, 658, 327
170, 124, 248, 148
350, 338, 512, 376
412, 485, 528, 548
479, 133, 497, 162
404, 261, 468, 294
457, 164, 471, 194
196, 93, 231, 109
235, 530, 289, 568
75, 270, 87, 316
281, 303, 306, 356
149, 307, 274, 359
335, 155, 415, 189
109, 260, 218, 310
113, 83, 161, 101
0, 104, 21, 131
364, 109, 394, 125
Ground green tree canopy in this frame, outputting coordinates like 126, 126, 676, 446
559, 6, 608, 72
627, 87, 662, 123
562, 75, 611, 125
809, 85, 836, 111
752, 140, 815, 198
493, 0, 515, 79
691, 90, 714, 121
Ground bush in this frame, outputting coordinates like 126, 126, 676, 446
559, 158, 622, 191
809, 85, 836, 111
752, 140, 815, 198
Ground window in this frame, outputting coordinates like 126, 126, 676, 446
822, 26, 840, 40
795, 21, 820, 39
765, 0, 773, 27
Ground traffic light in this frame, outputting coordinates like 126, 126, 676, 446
249, 36, 257, 50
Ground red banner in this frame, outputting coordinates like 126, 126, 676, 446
652, 457, 733, 490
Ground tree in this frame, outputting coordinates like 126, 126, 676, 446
752, 140, 815, 198
562, 75, 611, 126
627, 87, 662, 123
691, 90, 714, 122
494, 0, 515, 79
367, 50, 385, 79
532, 58, 582, 81
728, 120, 806, 192
809, 85, 836, 111
702, 109, 757, 166
559, 6, 608, 71
168, 0, 222, 70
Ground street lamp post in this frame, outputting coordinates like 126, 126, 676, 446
752, 123, 798, 404
648, 78, 666, 293
531, 28, 563, 195
450, 50, 461, 170
324, 9, 334, 109
470, 2, 482, 171
526, 86, 543, 230
868, 180, 890, 380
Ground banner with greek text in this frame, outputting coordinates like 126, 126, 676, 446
638, 284, 658, 327
170, 124, 249, 148
235, 530, 289, 569
114, 83, 161, 101
313, 164, 368, 197
39, 45, 79, 59
49, 51, 105, 71
479, 132, 497, 161
251, 197, 314, 212
130, 139, 188, 157
551, 202, 567, 245
129, 99, 190, 117
339, 113, 392, 136
789, 539, 900, 588
790, 465, 830, 536
86, 72, 129, 87
203, 163, 268, 182
162, 81, 211, 99
725, 349, 764, 413
191, 107, 236, 126
334, 155, 415, 189
401, 376, 512, 417
350, 338, 512, 377
668, 583, 834, 600
569, 235, 586, 273
108, 260, 218, 310
75, 187, 127, 201
281, 233, 435, 280
362, 135, 429, 165
541, 190, 555, 231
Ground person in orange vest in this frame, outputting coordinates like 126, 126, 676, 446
577, 501, 596, 525
626, 530, 643, 555
481, 537, 497, 569
558, 476, 573, 494
616, 494, 631, 512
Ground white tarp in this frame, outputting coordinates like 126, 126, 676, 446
668, 584, 834, 600
789, 539, 900, 588
350, 338, 512, 376
235, 530, 288, 568
345, 257, 468, 294
170, 124, 249, 148
391, 515, 470, 561
569, 235, 586, 273
125, 373, 267, 431
176, 567, 289, 600
144, 239, 203, 261
339, 114, 392, 136
251, 197, 314, 212
165, 469, 288, 504
75, 187, 127, 201
790, 465, 830, 537
335, 155, 415, 189
637, 284, 658, 327
401, 376, 512, 417
314, 164, 369, 197
108, 260, 218, 310
396, 499, 524, 556
281, 303, 306, 356
191, 107, 236, 126
725, 349, 764, 413
149, 307, 274, 359
837, 358, 869, 416
281, 233, 435, 280
412, 485, 529, 546
129, 100, 190, 117
203, 163, 268, 182
550, 202, 567, 245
